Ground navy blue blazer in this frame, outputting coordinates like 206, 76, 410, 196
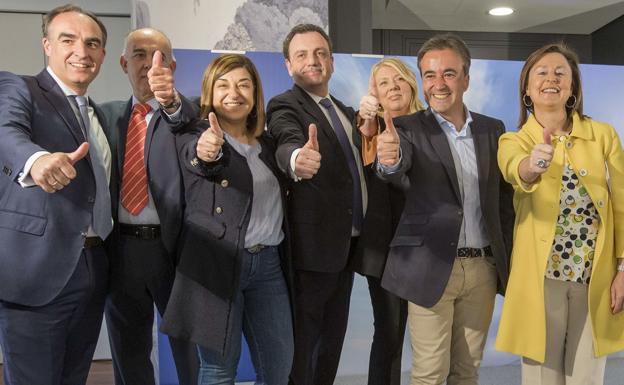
0, 70, 109, 306
100, 99, 185, 255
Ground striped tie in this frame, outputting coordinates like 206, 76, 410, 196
121, 103, 151, 215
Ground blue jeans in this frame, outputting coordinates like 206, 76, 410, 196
197, 246, 293, 385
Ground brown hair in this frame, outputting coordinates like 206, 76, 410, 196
199, 54, 265, 137
42, 4, 107, 47
518, 43, 584, 128
282, 24, 332, 59
417, 33, 471, 76
371, 57, 424, 115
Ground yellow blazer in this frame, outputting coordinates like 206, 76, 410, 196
495, 112, 624, 362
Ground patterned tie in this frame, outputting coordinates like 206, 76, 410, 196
121, 103, 151, 215
74, 95, 113, 239
319, 98, 363, 232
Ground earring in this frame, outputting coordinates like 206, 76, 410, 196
566, 95, 577, 109
522, 94, 533, 108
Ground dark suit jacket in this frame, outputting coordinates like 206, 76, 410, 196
99, 98, 185, 255
160, 120, 292, 354
380, 108, 514, 308
267, 84, 391, 274
0, 70, 109, 306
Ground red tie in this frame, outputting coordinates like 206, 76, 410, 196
121, 103, 151, 215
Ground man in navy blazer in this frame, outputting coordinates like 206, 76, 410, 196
0, 4, 112, 385
100, 28, 198, 385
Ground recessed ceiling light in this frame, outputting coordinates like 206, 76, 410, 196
488, 7, 514, 16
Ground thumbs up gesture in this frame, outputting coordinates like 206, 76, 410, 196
358, 74, 380, 137
31, 142, 90, 193
528, 128, 554, 174
196, 112, 225, 162
294, 124, 322, 179
147, 50, 178, 109
376, 111, 401, 166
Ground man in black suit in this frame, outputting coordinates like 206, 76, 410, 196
376, 34, 514, 385
267, 23, 391, 385
0, 5, 111, 384
101, 28, 198, 385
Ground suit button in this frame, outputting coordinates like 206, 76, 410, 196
450, 241, 456, 247
347, 209, 353, 215
558, 136, 566, 142
566, 141, 573, 149
2, 166, 11, 176
597, 200, 604, 208
220, 179, 229, 188
579, 169, 588, 176
215, 207, 223, 214
88, 196, 95, 203
190, 157, 199, 167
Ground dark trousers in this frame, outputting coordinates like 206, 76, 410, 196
0, 247, 109, 385
366, 275, 408, 385
290, 268, 354, 385
105, 235, 198, 385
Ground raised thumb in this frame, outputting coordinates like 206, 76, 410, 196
543, 128, 552, 146
68, 142, 90, 164
152, 50, 163, 69
383, 110, 397, 136
305, 123, 319, 151
208, 112, 223, 137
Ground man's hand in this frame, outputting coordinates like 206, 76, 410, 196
196, 112, 225, 162
31, 142, 89, 193
147, 50, 178, 110
294, 124, 322, 179
376, 111, 400, 167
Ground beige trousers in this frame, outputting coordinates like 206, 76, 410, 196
408, 257, 497, 385
521, 278, 606, 385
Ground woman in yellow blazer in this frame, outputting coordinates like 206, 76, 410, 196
496, 43, 624, 385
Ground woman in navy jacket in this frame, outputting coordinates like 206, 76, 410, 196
160, 54, 293, 385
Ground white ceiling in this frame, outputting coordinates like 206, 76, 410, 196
374, 0, 624, 34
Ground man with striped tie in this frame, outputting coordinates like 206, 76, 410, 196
100, 28, 198, 385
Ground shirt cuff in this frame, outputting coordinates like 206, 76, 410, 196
18, 151, 50, 187
162, 104, 182, 122
289, 148, 303, 182
376, 149, 402, 174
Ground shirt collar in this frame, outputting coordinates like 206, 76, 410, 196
131, 96, 159, 111
431, 106, 473, 137
46, 66, 89, 100
303, 89, 330, 105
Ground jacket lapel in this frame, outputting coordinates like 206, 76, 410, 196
470, 115, 491, 205
423, 109, 462, 203
144, 108, 158, 168
293, 85, 341, 149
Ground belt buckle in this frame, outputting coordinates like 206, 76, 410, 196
246, 244, 265, 254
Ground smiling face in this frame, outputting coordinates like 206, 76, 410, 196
42, 11, 105, 95
212, 66, 255, 128
420, 48, 469, 122
525, 52, 573, 113
121, 29, 175, 102
374, 65, 413, 117
285, 31, 333, 96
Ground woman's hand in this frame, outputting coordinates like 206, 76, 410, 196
196, 112, 225, 162
519, 128, 554, 184
358, 95, 380, 138
611, 269, 624, 314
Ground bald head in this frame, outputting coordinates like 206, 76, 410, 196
120, 28, 176, 102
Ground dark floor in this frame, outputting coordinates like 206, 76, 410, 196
0, 360, 114, 385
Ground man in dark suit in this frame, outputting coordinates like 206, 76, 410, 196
100, 28, 198, 385
0, 5, 111, 385
267, 24, 390, 385
376, 34, 514, 385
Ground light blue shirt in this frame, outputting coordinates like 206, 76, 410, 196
431, 108, 489, 248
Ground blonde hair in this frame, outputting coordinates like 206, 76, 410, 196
371, 58, 424, 114
199, 54, 265, 137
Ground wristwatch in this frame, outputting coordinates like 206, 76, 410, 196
617, 260, 624, 272
160, 90, 181, 110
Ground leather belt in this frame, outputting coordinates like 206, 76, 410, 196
84, 236, 104, 248
246, 244, 266, 254
119, 224, 161, 239
457, 245, 492, 258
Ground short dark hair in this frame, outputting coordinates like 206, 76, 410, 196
518, 43, 584, 128
42, 4, 108, 47
282, 24, 332, 59
199, 54, 265, 138
417, 33, 471, 76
